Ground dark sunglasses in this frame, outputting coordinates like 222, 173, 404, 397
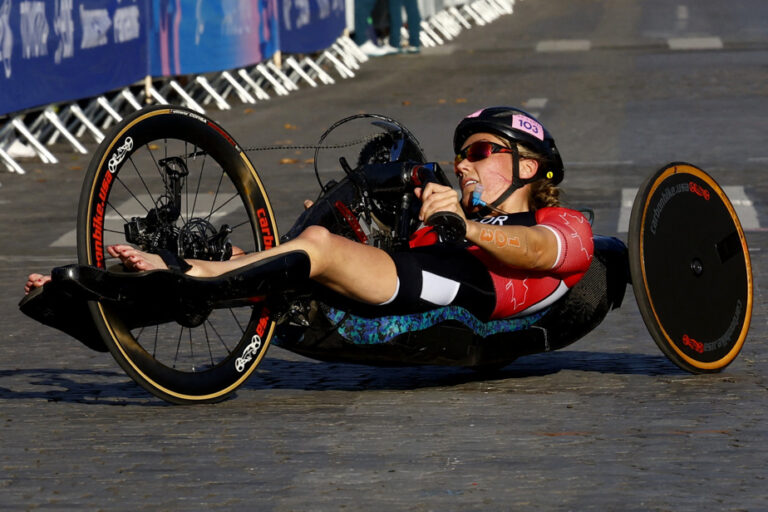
454, 141, 515, 166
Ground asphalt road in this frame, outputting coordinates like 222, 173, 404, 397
1, 0, 767, 510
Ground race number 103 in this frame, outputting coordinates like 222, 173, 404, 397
512, 115, 544, 141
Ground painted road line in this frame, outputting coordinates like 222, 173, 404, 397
50, 194, 242, 247
567, 160, 634, 168
0, 255, 76, 263
523, 98, 548, 109
536, 40, 591, 52
725, 186, 760, 230
667, 37, 723, 50
534, 36, 724, 53
50, 230, 77, 248
618, 186, 759, 232
522, 98, 547, 118
676, 5, 689, 31
617, 188, 637, 234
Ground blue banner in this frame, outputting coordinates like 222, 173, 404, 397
0, 0, 348, 116
148, 0, 280, 77
277, 0, 345, 54
0, 0, 149, 116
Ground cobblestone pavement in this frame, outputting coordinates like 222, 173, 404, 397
2, 0, 767, 510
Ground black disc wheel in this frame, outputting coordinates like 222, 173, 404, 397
77, 106, 279, 403
628, 162, 752, 373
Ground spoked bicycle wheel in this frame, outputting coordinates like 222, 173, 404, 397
77, 106, 279, 403
628, 162, 752, 373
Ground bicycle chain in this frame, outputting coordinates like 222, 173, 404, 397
241, 134, 379, 153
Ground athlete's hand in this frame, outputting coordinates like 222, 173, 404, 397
415, 183, 467, 224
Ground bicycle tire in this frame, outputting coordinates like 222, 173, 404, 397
77, 106, 279, 403
628, 162, 752, 373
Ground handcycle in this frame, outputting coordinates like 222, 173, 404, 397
19, 105, 753, 404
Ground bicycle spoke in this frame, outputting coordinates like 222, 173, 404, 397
144, 142, 165, 182
203, 323, 216, 367
184, 141, 189, 223
205, 193, 240, 222
228, 219, 252, 232
126, 153, 158, 207
151, 324, 159, 358
209, 168, 227, 219
103, 227, 125, 236
205, 318, 232, 353
173, 324, 184, 369
228, 308, 247, 335
107, 169, 153, 228
187, 327, 196, 371
104, 196, 140, 231
190, 149, 207, 220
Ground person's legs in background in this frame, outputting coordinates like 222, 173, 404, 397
355, 0, 396, 56
388, 0, 421, 53
388, 0, 403, 49
404, 0, 421, 51
353, 0, 377, 45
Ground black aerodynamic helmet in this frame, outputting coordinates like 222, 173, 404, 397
453, 106, 564, 185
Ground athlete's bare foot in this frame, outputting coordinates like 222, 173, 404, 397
24, 273, 51, 295
23, 243, 235, 295
107, 244, 246, 269
107, 244, 167, 272
24, 244, 245, 295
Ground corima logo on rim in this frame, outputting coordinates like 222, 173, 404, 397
108, 137, 134, 174
235, 335, 262, 372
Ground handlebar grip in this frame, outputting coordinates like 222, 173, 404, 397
425, 211, 466, 243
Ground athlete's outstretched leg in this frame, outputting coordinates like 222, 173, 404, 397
108, 225, 400, 306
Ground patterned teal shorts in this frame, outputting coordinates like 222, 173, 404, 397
324, 306, 548, 345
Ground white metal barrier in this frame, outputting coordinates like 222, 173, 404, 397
0, 0, 515, 175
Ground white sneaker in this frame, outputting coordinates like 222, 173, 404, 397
358, 40, 388, 57
7, 140, 36, 159
379, 43, 398, 55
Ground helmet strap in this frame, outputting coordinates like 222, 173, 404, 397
475, 146, 538, 216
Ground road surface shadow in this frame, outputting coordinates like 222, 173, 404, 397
0, 350, 687, 404
245, 349, 687, 392
0, 368, 168, 406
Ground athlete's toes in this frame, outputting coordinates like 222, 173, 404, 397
24, 273, 51, 294
107, 244, 135, 259
134, 258, 152, 271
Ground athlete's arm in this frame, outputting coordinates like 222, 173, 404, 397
415, 182, 560, 271
464, 221, 559, 270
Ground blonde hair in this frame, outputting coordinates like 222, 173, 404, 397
529, 180, 561, 210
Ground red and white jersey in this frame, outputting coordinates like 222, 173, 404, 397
407, 207, 594, 320
466, 208, 593, 318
